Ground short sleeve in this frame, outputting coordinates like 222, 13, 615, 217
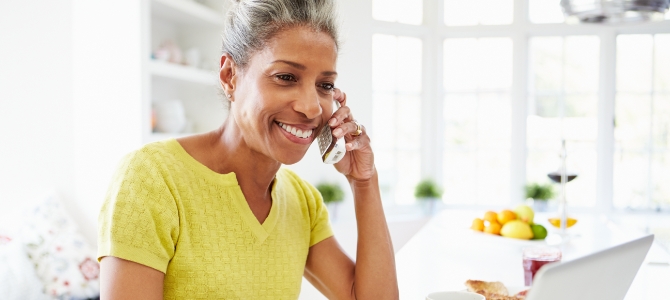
303, 181, 334, 247
97, 149, 179, 273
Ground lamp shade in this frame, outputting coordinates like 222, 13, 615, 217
561, 0, 669, 23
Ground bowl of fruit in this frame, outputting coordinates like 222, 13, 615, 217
470, 205, 548, 241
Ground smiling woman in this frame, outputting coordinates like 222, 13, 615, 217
97, 0, 398, 299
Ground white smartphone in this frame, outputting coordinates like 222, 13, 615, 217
316, 100, 346, 164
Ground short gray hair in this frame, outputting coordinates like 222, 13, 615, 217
222, 0, 340, 69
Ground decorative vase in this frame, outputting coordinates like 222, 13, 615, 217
154, 99, 186, 133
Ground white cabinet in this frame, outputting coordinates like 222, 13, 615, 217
144, 0, 228, 143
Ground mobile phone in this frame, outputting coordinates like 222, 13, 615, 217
316, 100, 346, 164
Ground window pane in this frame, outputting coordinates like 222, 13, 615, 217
528, 36, 599, 207
479, 0, 514, 25
372, 0, 422, 25
478, 38, 513, 89
614, 34, 669, 210
444, 94, 477, 148
655, 34, 670, 92
444, 38, 479, 91
529, 0, 565, 24
444, 38, 513, 91
444, 0, 479, 26
443, 37, 512, 205
615, 93, 651, 150
614, 151, 648, 208
617, 35, 653, 93
444, 0, 512, 26
653, 94, 670, 149
478, 93, 511, 148
372, 34, 422, 204
651, 152, 670, 206
565, 36, 599, 93
530, 37, 564, 92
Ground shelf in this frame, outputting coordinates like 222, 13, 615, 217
151, 0, 223, 28
149, 60, 217, 85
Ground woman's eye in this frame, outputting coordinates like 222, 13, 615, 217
276, 74, 296, 82
320, 83, 335, 91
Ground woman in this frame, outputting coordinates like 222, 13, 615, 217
98, 0, 398, 299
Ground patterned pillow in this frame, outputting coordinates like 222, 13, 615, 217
0, 233, 49, 300
21, 192, 100, 299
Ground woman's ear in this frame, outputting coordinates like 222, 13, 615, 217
219, 54, 237, 101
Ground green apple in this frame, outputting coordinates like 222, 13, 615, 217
514, 204, 535, 224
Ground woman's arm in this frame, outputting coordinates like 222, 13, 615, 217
304, 172, 398, 300
99, 256, 164, 300
304, 89, 399, 299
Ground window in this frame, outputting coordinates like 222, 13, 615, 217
372, 34, 423, 204
372, 0, 422, 25
368, 0, 670, 209
527, 36, 599, 207
529, 0, 565, 24
444, 0, 513, 26
614, 34, 670, 209
443, 38, 513, 205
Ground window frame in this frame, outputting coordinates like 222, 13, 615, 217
370, 0, 670, 212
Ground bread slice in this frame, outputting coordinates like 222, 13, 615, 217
465, 279, 509, 296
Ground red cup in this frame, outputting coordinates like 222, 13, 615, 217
522, 246, 561, 286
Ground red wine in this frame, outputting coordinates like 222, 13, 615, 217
547, 172, 578, 183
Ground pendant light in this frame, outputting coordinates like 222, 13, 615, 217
561, 0, 670, 23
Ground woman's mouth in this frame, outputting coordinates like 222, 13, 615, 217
276, 122, 314, 139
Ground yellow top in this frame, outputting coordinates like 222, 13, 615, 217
98, 139, 333, 299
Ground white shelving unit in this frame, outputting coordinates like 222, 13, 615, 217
144, 0, 227, 143
149, 60, 217, 85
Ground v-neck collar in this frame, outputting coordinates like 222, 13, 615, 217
230, 177, 280, 245
167, 138, 281, 245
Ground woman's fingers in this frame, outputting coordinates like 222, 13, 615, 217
328, 105, 354, 128
333, 88, 347, 106
331, 120, 361, 138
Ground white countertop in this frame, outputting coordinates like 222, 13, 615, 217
396, 209, 670, 299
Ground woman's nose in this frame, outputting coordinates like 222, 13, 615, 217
292, 87, 323, 119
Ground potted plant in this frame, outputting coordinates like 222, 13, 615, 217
415, 179, 443, 215
316, 182, 344, 219
524, 182, 555, 212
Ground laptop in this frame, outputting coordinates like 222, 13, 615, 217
525, 234, 654, 300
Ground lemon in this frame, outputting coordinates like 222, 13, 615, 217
530, 224, 548, 240
500, 220, 533, 240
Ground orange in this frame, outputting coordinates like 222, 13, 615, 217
548, 217, 578, 228
470, 218, 485, 231
497, 209, 517, 225
483, 211, 498, 224
484, 221, 502, 235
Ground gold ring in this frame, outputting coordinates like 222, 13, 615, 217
352, 120, 363, 136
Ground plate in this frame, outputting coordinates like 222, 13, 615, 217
462, 286, 530, 297
468, 230, 547, 245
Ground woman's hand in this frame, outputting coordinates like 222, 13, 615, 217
328, 88, 376, 181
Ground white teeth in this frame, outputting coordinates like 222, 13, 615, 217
277, 122, 312, 139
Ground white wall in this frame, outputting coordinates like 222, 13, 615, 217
0, 0, 77, 229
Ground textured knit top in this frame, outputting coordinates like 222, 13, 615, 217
98, 139, 333, 299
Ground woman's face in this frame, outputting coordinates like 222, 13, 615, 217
230, 26, 338, 164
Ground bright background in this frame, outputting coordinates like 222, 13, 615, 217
1, 0, 669, 246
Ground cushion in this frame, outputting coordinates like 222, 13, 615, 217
0, 232, 49, 300
21, 191, 100, 299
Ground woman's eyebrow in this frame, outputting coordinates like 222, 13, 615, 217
270, 60, 337, 76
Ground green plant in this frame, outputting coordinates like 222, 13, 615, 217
316, 182, 344, 204
414, 179, 443, 200
525, 182, 555, 201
